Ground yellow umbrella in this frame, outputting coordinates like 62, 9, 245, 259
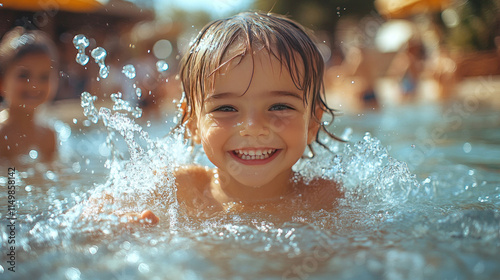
1, 0, 104, 13
375, 0, 451, 18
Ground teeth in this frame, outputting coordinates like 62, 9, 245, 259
234, 149, 276, 160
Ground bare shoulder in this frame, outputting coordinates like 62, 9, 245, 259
172, 165, 218, 212
174, 165, 213, 189
296, 176, 343, 210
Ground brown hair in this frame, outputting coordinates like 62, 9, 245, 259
177, 11, 342, 154
0, 27, 59, 76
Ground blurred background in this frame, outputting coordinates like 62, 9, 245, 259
1, 0, 500, 116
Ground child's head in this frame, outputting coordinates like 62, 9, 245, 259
0, 27, 59, 110
178, 12, 340, 153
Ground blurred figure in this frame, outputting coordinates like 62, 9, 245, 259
325, 17, 379, 113
0, 27, 59, 162
386, 34, 426, 101
427, 43, 457, 100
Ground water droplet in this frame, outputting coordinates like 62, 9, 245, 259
122, 64, 136, 79
132, 107, 143, 119
73, 34, 90, 66
91, 47, 106, 61
136, 88, 142, 98
73, 34, 89, 48
91, 47, 109, 79
72, 118, 78, 124
88, 245, 98, 255
29, 149, 38, 159
72, 162, 81, 173
65, 267, 81, 280
463, 142, 472, 153
138, 263, 150, 274
156, 60, 169, 72
81, 91, 99, 123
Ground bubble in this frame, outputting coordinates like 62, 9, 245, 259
122, 64, 136, 79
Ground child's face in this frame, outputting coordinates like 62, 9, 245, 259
1, 53, 57, 110
191, 50, 319, 188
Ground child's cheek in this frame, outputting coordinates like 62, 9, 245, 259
268, 112, 300, 133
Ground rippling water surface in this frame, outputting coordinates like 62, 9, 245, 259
0, 101, 499, 280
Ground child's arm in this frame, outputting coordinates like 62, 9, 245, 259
80, 192, 160, 226
122, 210, 159, 225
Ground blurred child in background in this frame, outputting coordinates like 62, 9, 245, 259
0, 27, 59, 162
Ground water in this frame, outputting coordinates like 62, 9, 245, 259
1, 101, 498, 280
91, 47, 110, 79
73, 34, 90, 66
0, 36, 499, 279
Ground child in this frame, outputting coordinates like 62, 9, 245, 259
84, 12, 343, 224
0, 27, 59, 162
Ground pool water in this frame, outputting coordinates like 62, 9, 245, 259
0, 100, 499, 280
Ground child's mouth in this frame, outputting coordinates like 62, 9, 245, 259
231, 148, 278, 161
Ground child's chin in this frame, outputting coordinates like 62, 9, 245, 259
233, 176, 273, 189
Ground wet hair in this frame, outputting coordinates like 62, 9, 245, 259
0, 26, 59, 77
178, 11, 343, 155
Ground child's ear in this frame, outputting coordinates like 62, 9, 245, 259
307, 105, 324, 145
186, 117, 202, 145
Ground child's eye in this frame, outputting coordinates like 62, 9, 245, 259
270, 103, 294, 111
213, 105, 237, 112
18, 72, 30, 80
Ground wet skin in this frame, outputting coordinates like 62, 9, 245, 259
122, 50, 340, 225
0, 53, 58, 162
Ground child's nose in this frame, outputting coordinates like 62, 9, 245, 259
239, 112, 270, 137
27, 78, 42, 89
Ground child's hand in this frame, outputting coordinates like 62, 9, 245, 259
123, 210, 159, 226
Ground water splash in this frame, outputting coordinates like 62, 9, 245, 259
110, 92, 143, 118
80, 91, 99, 123
294, 132, 421, 206
91, 47, 110, 79
72, 34, 90, 66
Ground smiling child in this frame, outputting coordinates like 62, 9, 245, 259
0, 27, 59, 163
84, 12, 343, 224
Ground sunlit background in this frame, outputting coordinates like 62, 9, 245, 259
1, 0, 499, 112
1, 2, 500, 280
